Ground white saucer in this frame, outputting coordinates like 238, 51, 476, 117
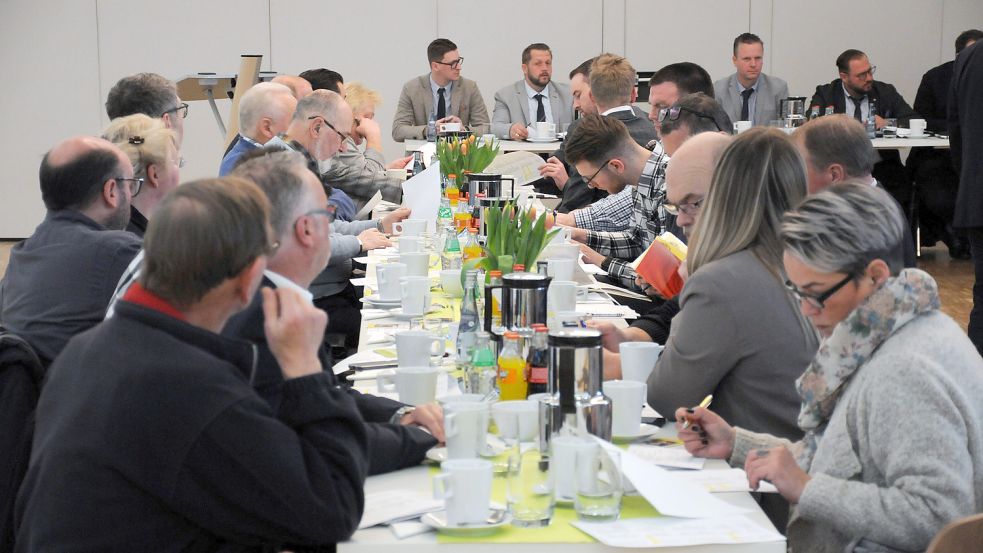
421, 507, 510, 536
612, 423, 660, 441
526, 136, 558, 143
360, 294, 401, 306
390, 306, 440, 320
425, 442, 508, 463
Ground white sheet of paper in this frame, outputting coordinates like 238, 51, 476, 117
358, 489, 443, 529
485, 151, 547, 187
350, 277, 369, 287
354, 191, 383, 221
627, 444, 706, 470
401, 162, 441, 233
579, 261, 608, 275
576, 303, 639, 319
572, 515, 785, 548
675, 468, 778, 494
594, 437, 746, 518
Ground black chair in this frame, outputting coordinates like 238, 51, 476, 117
0, 331, 44, 552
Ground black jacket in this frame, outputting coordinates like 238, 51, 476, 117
915, 61, 954, 133
950, 42, 983, 229
809, 79, 918, 125
223, 280, 437, 475
554, 106, 659, 213
125, 205, 149, 238
15, 299, 368, 552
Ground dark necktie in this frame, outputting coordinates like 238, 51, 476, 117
535, 94, 546, 122
850, 96, 864, 122
739, 88, 754, 122
436, 88, 446, 120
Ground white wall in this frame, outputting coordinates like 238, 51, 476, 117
1, 0, 981, 237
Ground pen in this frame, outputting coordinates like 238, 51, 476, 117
681, 394, 713, 430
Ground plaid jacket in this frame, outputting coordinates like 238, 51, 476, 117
573, 185, 634, 232
585, 150, 669, 287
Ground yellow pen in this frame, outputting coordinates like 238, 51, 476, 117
681, 394, 713, 430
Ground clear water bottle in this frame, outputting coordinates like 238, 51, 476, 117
412, 151, 425, 176
427, 113, 437, 142
866, 99, 877, 139
468, 331, 499, 396
441, 225, 462, 270
456, 271, 480, 369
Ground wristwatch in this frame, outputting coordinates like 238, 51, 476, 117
390, 405, 416, 424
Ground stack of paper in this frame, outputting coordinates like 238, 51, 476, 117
627, 444, 706, 470
572, 515, 785, 548
675, 468, 778, 494
358, 490, 443, 529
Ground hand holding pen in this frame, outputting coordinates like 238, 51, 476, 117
675, 396, 736, 460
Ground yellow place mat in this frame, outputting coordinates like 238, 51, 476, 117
433, 467, 661, 544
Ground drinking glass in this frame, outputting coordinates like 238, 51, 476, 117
506, 445, 554, 527
574, 444, 622, 521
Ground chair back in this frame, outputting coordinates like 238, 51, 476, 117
926, 513, 983, 553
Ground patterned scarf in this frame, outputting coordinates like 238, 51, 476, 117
794, 268, 940, 469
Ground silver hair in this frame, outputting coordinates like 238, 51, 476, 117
781, 181, 905, 276
292, 89, 344, 125
230, 150, 311, 240
238, 82, 295, 134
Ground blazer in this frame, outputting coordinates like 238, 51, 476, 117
915, 60, 954, 133
808, 78, 918, 125
713, 73, 788, 126
392, 74, 490, 141
950, 41, 983, 228
490, 80, 574, 138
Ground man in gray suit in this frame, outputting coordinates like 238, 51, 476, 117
712, 33, 788, 127
392, 38, 490, 141
491, 43, 574, 140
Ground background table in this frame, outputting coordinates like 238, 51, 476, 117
871, 136, 949, 150
405, 139, 562, 155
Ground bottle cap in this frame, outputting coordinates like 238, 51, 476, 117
512, 264, 525, 271
504, 331, 519, 339
448, 173, 457, 178
489, 270, 502, 277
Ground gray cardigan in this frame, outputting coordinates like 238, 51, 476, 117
322, 138, 403, 210
310, 218, 380, 299
730, 311, 983, 553
647, 249, 818, 440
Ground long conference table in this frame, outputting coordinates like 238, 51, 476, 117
334, 238, 786, 552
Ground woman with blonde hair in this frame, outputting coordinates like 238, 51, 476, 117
103, 113, 181, 236
647, 128, 818, 441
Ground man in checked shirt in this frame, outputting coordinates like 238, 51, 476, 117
561, 114, 674, 290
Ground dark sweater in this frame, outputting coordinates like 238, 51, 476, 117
15, 295, 368, 552
223, 281, 437, 475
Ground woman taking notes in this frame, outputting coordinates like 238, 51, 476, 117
679, 182, 983, 552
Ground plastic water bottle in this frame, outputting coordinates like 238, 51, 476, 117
866, 99, 877, 139
441, 226, 462, 270
427, 113, 437, 142
456, 271, 480, 369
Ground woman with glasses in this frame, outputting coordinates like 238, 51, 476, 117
103, 114, 182, 237
677, 182, 983, 552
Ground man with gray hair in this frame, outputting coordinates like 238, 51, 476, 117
106, 72, 187, 145
219, 82, 298, 175
223, 151, 441, 474
792, 114, 915, 267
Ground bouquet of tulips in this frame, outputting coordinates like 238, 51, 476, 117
435, 135, 500, 179
462, 200, 560, 280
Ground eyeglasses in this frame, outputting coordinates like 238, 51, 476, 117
300, 207, 336, 224
848, 65, 877, 79
663, 197, 704, 216
785, 273, 854, 310
657, 105, 722, 132
161, 103, 189, 119
308, 115, 348, 142
584, 159, 612, 189
434, 57, 464, 69
115, 177, 144, 197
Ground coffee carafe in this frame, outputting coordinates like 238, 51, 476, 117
465, 173, 516, 207
476, 196, 505, 243
538, 329, 612, 453
779, 96, 807, 128
484, 271, 550, 339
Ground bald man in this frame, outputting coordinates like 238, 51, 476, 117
272, 74, 314, 100
0, 137, 142, 365
593, 132, 733, 373
220, 82, 298, 175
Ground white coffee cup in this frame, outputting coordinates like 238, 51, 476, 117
393, 219, 427, 237
433, 458, 493, 525
398, 235, 422, 253
546, 257, 574, 282
908, 118, 928, 137
533, 121, 556, 139
376, 262, 407, 301
551, 242, 582, 262
438, 122, 463, 133
377, 366, 439, 405
619, 342, 663, 383
395, 330, 443, 367
733, 120, 752, 134
445, 402, 490, 459
400, 252, 430, 277
603, 380, 647, 437
400, 276, 432, 316
551, 435, 597, 501
491, 400, 539, 442
440, 269, 464, 298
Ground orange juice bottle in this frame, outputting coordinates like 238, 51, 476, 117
453, 196, 471, 232
497, 332, 528, 400
445, 174, 459, 203
462, 228, 484, 261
